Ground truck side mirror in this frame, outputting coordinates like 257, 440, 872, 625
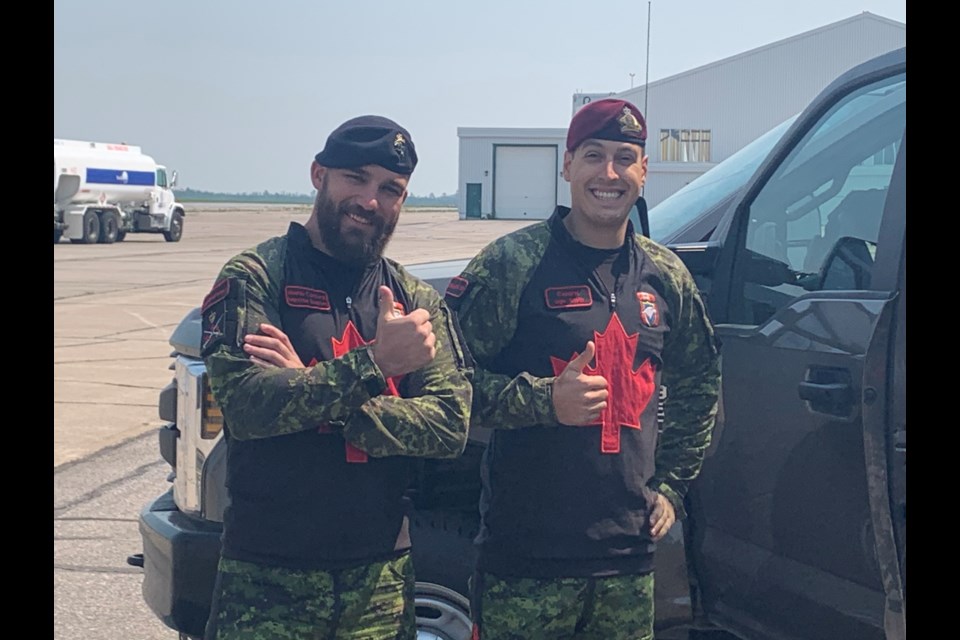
818, 236, 874, 290
170, 170, 179, 188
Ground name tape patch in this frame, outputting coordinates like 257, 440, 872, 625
545, 285, 593, 309
285, 286, 331, 311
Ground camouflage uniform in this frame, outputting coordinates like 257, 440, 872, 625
201, 222, 473, 639
470, 572, 654, 640
445, 207, 720, 639
207, 555, 415, 640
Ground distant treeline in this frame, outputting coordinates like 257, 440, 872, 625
175, 188, 457, 207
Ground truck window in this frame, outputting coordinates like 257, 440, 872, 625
157, 169, 167, 188
645, 115, 796, 242
731, 72, 906, 325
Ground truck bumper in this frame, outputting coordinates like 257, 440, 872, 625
138, 489, 222, 638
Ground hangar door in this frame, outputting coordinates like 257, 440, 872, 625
493, 145, 557, 219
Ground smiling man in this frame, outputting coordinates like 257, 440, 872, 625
198, 115, 473, 640
444, 98, 721, 640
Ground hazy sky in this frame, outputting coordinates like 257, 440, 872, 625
53, 1, 906, 196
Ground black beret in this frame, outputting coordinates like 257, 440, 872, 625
567, 98, 647, 151
315, 115, 418, 175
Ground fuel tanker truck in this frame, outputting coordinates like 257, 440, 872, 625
54, 139, 186, 244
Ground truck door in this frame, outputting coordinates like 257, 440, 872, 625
155, 168, 174, 214
686, 63, 906, 640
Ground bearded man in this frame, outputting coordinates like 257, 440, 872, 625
199, 115, 473, 640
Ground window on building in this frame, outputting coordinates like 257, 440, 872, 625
659, 129, 711, 162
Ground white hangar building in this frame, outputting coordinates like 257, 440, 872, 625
457, 12, 906, 220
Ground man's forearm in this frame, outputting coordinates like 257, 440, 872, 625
469, 367, 558, 430
207, 345, 386, 440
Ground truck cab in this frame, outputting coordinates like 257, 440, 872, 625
674, 46, 906, 640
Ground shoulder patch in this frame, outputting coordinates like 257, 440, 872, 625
202, 278, 229, 313
445, 276, 470, 299
200, 276, 245, 357
637, 291, 659, 327
545, 285, 593, 310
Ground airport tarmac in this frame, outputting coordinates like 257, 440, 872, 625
53, 204, 534, 467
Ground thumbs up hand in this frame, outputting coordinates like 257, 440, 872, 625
369, 286, 436, 379
552, 341, 609, 426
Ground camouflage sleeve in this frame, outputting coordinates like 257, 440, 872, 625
641, 239, 722, 520
444, 230, 559, 431
341, 277, 472, 460
202, 240, 393, 442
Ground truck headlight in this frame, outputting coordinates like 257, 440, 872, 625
201, 376, 224, 440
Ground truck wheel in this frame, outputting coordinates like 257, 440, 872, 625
164, 211, 184, 242
54, 229, 63, 244
116, 230, 126, 242
71, 211, 100, 244
415, 582, 472, 640
98, 211, 119, 244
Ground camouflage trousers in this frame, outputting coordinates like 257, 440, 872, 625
204, 553, 416, 640
470, 571, 655, 640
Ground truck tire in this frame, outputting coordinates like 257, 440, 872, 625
71, 211, 100, 244
116, 230, 126, 242
164, 211, 184, 242
98, 211, 119, 244
54, 229, 63, 244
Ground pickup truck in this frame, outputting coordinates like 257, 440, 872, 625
132, 46, 906, 640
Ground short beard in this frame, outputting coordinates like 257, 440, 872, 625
312, 182, 397, 266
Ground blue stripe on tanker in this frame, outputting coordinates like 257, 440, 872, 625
86, 168, 156, 186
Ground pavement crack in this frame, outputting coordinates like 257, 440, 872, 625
56, 517, 140, 523
53, 379, 164, 391
54, 355, 170, 364
54, 563, 144, 575
53, 400, 156, 407
55, 457, 166, 513
54, 276, 215, 301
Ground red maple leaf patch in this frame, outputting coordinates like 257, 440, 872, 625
309, 321, 403, 463
549, 313, 656, 454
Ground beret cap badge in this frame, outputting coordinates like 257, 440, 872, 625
394, 133, 407, 158
618, 106, 644, 135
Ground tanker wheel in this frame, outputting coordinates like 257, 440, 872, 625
163, 211, 184, 242
54, 229, 63, 244
71, 211, 100, 244
98, 211, 119, 244
116, 230, 127, 242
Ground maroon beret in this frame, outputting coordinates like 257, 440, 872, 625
566, 98, 647, 152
